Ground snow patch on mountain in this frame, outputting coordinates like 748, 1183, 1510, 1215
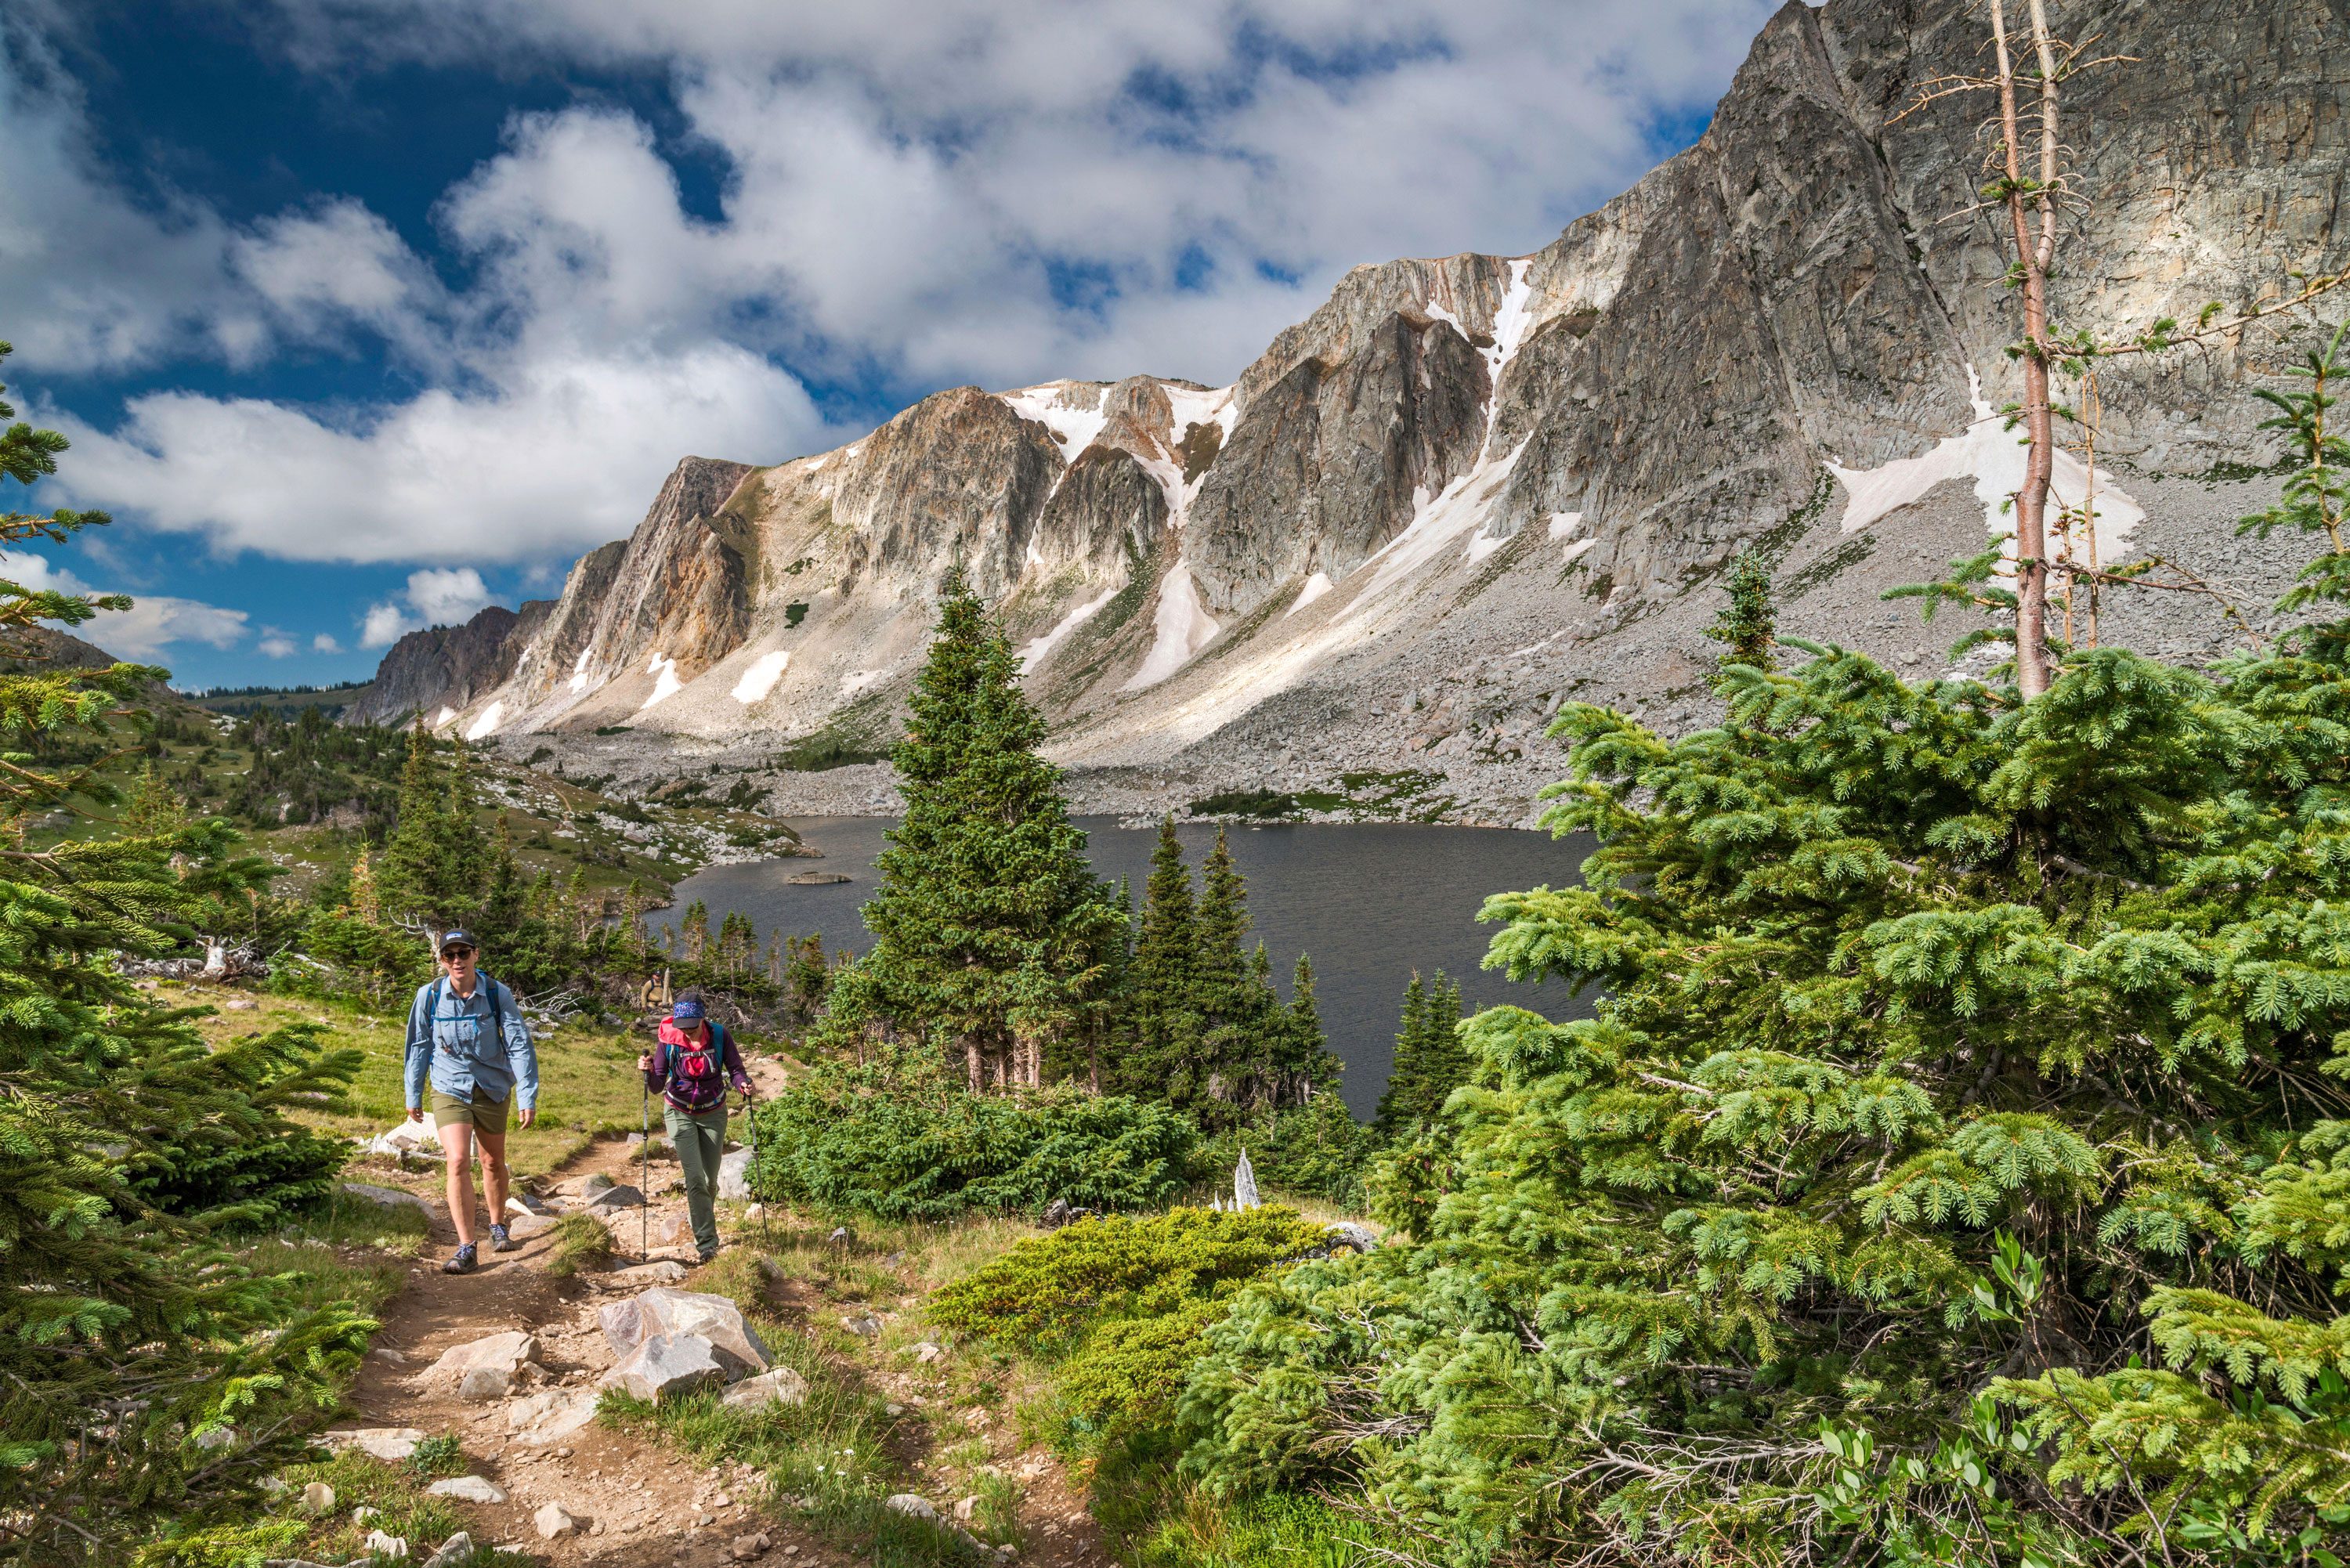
731, 650, 790, 704
1123, 560, 1221, 691
567, 646, 595, 693
1288, 571, 1333, 615
641, 652, 681, 710
1829, 366, 2144, 565
464, 702, 504, 740
1000, 386, 1108, 464
1020, 584, 1121, 672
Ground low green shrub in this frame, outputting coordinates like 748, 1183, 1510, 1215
751, 1073, 1197, 1221
930, 1207, 1325, 1353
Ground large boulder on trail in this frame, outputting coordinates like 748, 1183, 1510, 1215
718, 1148, 754, 1200
599, 1332, 726, 1403
427, 1331, 540, 1386
505, 1388, 599, 1447
598, 1287, 770, 1378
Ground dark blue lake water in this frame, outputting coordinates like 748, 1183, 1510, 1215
672, 818, 1599, 1119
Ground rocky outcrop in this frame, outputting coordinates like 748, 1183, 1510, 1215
386, 0, 2350, 812
342, 602, 550, 728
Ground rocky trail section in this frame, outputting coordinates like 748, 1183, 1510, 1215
375, 0, 2345, 826
317, 1053, 1112, 1568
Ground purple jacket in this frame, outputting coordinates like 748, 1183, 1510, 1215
645, 1020, 750, 1111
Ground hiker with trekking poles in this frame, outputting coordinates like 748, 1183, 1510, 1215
402, 929, 539, 1276
639, 991, 754, 1266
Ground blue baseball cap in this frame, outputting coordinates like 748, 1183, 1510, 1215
671, 997, 704, 1021
439, 930, 477, 954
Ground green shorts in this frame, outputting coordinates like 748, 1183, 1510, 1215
430, 1088, 510, 1136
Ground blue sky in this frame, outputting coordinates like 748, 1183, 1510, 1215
1, 0, 1774, 689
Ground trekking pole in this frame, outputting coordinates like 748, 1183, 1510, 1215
639, 1066, 650, 1261
745, 1085, 772, 1252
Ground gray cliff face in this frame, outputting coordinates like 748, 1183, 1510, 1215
343, 603, 545, 727
403, 0, 2350, 823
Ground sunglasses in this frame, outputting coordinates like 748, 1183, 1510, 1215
442, 947, 476, 959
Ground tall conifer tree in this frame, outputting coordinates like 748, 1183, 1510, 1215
0, 342, 372, 1562
832, 570, 1118, 1089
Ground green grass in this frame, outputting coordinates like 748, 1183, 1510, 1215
1130, 1492, 1419, 1568
590, 1245, 989, 1567
238, 1193, 428, 1320
544, 1213, 615, 1278
264, 1450, 526, 1568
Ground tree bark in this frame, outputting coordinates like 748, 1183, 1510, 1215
1991, 0, 2059, 699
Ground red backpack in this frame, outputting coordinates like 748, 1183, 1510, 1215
660, 1020, 731, 1112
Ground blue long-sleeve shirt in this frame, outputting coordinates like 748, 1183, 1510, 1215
403, 975, 538, 1111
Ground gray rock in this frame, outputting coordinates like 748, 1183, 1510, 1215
342, 1183, 433, 1216
428, 1331, 540, 1386
599, 1331, 726, 1402
320, 1427, 426, 1462
598, 1287, 771, 1376
420, 1531, 475, 1568
427, 1476, 510, 1505
298, 1480, 335, 1514
597, 1259, 689, 1288
533, 1504, 577, 1540
717, 1147, 754, 1200
584, 1183, 644, 1213
504, 1389, 599, 1447
457, 1366, 512, 1402
364, 1530, 410, 1559
884, 1495, 940, 1522
718, 1367, 811, 1412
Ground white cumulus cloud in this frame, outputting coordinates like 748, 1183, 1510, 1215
360, 565, 501, 645
0, 549, 250, 661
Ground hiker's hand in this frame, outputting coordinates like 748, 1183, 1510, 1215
637, 1054, 651, 1071
407, 1106, 422, 1123
518, 1107, 537, 1129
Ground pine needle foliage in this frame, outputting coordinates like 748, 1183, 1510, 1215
824, 571, 1121, 1090
0, 345, 374, 1564
1177, 340, 2350, 1566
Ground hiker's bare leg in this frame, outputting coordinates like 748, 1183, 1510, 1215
443, 1122, 478, 1247
478, 1129, 511, 1229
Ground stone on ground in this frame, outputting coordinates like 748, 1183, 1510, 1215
322, 1427, 426, 1461
533, 1504, 577, 1540
840, 1312, 881, 1337
954, 1497, 979, 1521
718, 1367, 810, 1411
584, 1183, 645, 1212
729, 1534, 770, 1560
885, 1495, 940, 1521
427, 1476, 510, 1505
505, 1388, 599, 1446
597, 1259, 689, 1288
457, 1365, 513, 1402
298, 1481, 334, 1514
581, 1172, 615, 1194
600, 1331, 726, 1402
503, 1211, 558, 1240
598, 1286, 771, 1375
342, 1183, 433, 1215
428, 1330, 540, 1385
363, 1531, 410, 1559
718, 1147, 754, 1199
420, 1531, 474, 1568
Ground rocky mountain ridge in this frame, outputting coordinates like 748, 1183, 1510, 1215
372, 0, 2348, 826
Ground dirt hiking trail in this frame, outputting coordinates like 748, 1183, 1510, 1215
332, 1053, 1112, 1568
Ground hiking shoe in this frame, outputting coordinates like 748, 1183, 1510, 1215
696, 1246, 720, 1266
488, 1224, 516, 1253
443, 1243, 479, 1274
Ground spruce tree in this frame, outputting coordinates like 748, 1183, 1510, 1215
1701, 548, 1776, 682
1371, 973, 1430, 1140
830, 570, 1119, 1090
1123, 815, 1201, 1097
1182, 340, 2350, 1565
0, 346, 373, 1562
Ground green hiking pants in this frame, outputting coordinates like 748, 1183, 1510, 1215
663, 1102, 728, 1257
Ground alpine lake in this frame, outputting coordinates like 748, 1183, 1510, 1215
672, 817, 1600, 1118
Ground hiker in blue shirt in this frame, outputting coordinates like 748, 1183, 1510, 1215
403, 930, 539, 1274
